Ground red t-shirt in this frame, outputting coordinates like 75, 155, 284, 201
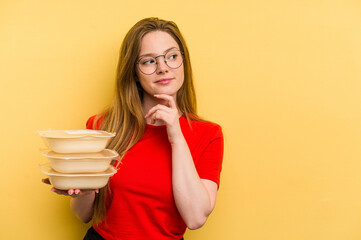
86, 115, 224, 240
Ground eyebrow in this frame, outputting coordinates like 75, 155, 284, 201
138, 47, 178, 58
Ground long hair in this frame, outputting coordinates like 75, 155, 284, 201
92, 17, 199, 224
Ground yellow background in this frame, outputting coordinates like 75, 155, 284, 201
1, 0, 360, 239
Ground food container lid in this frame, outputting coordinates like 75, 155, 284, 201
40, 149, 119, 160
39, 163, 117, 177
37, 130, 115, 139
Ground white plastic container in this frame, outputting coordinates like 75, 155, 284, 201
37, 130, 115, 153
41, 149, 119, 173
39, 164, 117, 190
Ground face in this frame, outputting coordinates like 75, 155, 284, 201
136, 31, 184, 99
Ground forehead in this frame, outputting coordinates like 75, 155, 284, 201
139, 31, 179, 54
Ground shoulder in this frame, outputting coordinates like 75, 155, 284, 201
181, 115, 223, 141
193, 119, 222, 136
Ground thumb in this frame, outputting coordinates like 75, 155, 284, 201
42, 178, 51, 185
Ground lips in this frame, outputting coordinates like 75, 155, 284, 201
155, 78, 174, 84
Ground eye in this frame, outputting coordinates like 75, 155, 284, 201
140, 57, 156, 65
167, 52, 180, 61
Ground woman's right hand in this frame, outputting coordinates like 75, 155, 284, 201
41, 178, 99, 198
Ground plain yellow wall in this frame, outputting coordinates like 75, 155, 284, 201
1, 0, 361, 239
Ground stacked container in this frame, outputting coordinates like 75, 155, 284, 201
38, 129, 118, 190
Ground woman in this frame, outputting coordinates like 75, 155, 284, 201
43, 17, 224, 240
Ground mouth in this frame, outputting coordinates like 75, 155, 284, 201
155, 78, 174, 84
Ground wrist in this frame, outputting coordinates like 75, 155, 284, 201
170, 135, 187, 146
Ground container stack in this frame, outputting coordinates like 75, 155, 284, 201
38, 129, 118, 190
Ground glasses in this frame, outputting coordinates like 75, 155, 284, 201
136, 50, 184, 75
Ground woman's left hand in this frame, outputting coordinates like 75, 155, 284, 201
144, 94, 183, 145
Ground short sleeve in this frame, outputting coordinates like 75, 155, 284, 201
195, 125, 224, 188
86, 115, 102, 130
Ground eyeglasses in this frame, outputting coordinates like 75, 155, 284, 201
136, 50, 184, 75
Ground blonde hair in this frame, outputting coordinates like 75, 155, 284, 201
92, 17, 199, 224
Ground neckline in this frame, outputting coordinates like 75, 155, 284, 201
146, 123, 167, 129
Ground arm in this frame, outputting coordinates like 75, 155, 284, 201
171, 137, 218, 229
145, 94, 219, 229
42, 178, 97, 223
70, 191, 96, 223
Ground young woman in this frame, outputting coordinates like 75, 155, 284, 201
43, 17, 224, 240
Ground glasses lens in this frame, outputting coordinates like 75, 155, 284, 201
138, 57, 157, 75
137, 50, 184, 75
165, 50, 183, 69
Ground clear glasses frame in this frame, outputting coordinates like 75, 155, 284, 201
136, 50, 184, 75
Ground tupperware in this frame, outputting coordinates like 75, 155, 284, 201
39, 163, 117, 190
37, 130, 115, 153
41, 149, 119, 173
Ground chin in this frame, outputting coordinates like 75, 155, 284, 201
158, 91, 177, 97
154, 88, 178, 96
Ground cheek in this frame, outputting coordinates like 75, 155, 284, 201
137, 73, 152, 87
178, 67, 185, 84
138, 78, 149, 90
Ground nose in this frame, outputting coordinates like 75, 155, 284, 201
155, 55, 169, 74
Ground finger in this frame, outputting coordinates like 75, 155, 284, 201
42, 178, 51, 185
151, 112, 158, 124
154, 94, 176, 108
51, 188, 69, 196
50, 187, 97, 197
145, 104, 170, 118
145, 106, 169, 119
152, 110, 168, 123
